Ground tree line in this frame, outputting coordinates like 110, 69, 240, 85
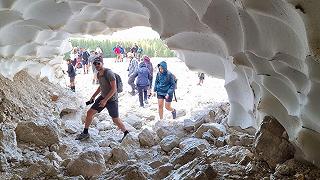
67, 38, 176, 58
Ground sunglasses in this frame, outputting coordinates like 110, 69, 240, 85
93, 62, 101, 66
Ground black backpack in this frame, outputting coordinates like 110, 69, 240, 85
102, 69, 123, 93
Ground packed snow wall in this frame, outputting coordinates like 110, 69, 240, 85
0, 0, 319, 166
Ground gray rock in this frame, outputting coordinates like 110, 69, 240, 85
179, 138, 209, 151
15, 120, 59, 146
165, 157, 217, 180
160, 135, 179, 153
111, 147, 129, 162
183, 119, 194, 132
195, 123, 226, 138
138, 128, 157, 147
66, 150, 106, 177
96, 121, 112, 131
124, 114, 143, 129
171, 147, 202, 166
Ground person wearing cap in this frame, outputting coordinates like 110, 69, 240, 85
75, 58, 129, 141
153, 61, 177, 120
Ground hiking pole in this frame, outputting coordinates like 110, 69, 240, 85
173, 90, 177, 102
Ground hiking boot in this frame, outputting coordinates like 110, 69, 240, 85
172, 109, 177, 119
144, 100, 148, 104
75, 132, 90, 140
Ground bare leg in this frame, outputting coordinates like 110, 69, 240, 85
165, 102, 174, 112
84, 109, 98, 128
112, 117, 127, 132
158, 99, 164, 119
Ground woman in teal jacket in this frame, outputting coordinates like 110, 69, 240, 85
154, 61, 176, 120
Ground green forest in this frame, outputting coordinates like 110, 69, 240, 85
67, 38, 176, 58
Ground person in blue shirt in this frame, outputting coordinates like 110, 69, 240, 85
153, 61, 177, 120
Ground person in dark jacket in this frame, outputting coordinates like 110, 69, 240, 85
143, 55, 153, 97
132, 62, 150, 107
66, 59, 76, 92
153, 61, 176, 120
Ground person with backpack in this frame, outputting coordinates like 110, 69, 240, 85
81, 48, 90, 74
143, 55, 153, 98
153, 61, 177, 120
75, 58, 128, 141
127, 53, 139, 95
66, 59, 76, 92
131, 62, 151, 107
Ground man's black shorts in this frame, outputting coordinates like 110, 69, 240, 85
91, 96, 119, 118
157, 94, 173, 102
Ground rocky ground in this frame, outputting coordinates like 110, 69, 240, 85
0, 58, 320, 179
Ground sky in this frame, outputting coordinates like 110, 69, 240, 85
82, 26, 160, 41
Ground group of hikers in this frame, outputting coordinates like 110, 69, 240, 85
113, 43, 143, 63
65, 46, 177, 141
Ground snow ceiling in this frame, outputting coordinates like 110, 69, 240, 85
1, 0, 320, 166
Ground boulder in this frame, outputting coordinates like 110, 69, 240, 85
171, 147, 202, 166
138, 128, 157, 147
166, 157, 217, 180
183, 119, 194, 132
66, 150, 106, 177
111, 147, 129, 162
254, 116, 295, 169
160, 135, 179, 153
195, 123, 226, 138
15, 120, 59, 146
179, 138, 210, 151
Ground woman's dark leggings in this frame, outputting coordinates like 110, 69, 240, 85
137, 86, 148, 106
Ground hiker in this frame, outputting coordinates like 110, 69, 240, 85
81, 48, 90, 74
197, 72, 205, 85
66, 59, 76, 92
143, 55, 154, 97
153, 61, 177, 120
89, 51, 99, 84
127, 53, 139, 95
131, 62, 151, 107
75, 58, 129, 141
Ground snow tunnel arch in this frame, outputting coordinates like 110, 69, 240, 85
0, 0, 320, 166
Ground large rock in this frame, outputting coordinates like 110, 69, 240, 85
111, 147, 129, 162
123, 114, 143, 129
66, 150, 106, 177
254, 116, 295, 169
195, 123, 226, 138
160, 135, 180, 153
179, 138, 210, 151
170, 147, 202, 166
138, 128, 157, 147
15, 120, 59, 146
166, 157, 217, 180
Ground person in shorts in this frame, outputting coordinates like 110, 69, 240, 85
75, 58, 129, 141
153, 61, 177, 120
